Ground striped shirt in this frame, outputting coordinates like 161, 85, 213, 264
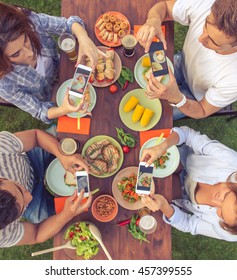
0, 132, 34, 247
0, 12, 84, 123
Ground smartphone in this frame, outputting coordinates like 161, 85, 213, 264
149, 42, 168, 81
69, 64, 92, 98
135, 162, 154, 195
75, 171, 90, 197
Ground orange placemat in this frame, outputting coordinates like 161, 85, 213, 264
134, 25, 166, 42
139, 128, 171, 147
57, 116, 91, 135
54, 196, 88, 214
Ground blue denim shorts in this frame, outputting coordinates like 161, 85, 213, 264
22, 148, 55, 223
173, 52, 196, 120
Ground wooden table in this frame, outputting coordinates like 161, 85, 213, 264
54, 0, 174, 260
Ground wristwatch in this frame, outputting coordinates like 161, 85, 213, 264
169, 94, 187, 108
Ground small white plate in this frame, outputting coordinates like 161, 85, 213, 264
134, 54, 174, 89
56, 79, 97, 118
139, 137, 180, 178
46, 158, 76, 196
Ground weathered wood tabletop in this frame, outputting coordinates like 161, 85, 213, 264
53, 0, 174, 260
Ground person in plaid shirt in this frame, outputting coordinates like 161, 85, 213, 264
0, 2, 98, 123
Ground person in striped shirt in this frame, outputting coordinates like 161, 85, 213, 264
0, 129, 91, 248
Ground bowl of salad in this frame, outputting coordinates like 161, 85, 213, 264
63, 221, 100, 260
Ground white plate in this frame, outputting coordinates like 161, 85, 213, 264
139, 137, 180, 178
56, 79, 97, 118
134, 54, 174, 89
46, 158, 76, 196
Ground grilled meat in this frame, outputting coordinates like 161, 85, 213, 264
102, 144, 120, 173
89, 159, 108, 175
85, 138, 111, 160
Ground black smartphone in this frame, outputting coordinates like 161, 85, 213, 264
149, 42, 168, 81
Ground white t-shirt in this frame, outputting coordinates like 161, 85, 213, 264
173, 0, 237, 107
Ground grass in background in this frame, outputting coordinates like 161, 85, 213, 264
1, 0, 237, 260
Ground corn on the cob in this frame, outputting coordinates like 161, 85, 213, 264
132, 104, 145, 123
124, 96, 139, 113
140, 108, 154, 127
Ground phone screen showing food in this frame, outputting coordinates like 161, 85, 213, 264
136, 164, 153, 192
149, 42, 168, 79
76, 174, 89, 193
70, 65, 91, 97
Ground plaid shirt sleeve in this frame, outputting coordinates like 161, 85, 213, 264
0, 84, 54, 124
33, 12, 85, 35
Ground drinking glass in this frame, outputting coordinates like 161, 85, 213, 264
59, 138, 79, 155
121, 30, 137, 58
138, 214, 157, 234
58, 33, 77, 62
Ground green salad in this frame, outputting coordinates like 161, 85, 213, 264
64, 222, 99, 259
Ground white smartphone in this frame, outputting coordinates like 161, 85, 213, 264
75, 171, 90, 197
69, 64, 92, 98
135, 162, 154, 195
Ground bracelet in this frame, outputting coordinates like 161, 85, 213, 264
169, 94, 187, 108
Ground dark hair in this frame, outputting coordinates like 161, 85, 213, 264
0, 2, 41, 77
211, 0, 237, 41
0, 189, 21, 230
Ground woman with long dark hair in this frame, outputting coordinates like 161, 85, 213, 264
0, 2, 98, 123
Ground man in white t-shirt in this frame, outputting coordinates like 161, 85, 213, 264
137, 0, 237, 120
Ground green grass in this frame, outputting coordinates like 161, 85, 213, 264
1, 0, 237, 260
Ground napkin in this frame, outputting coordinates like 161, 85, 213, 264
57, 116, 91, 135
54, 196, 89, 214
139, 128, 171, 147
134, 25, 166, 42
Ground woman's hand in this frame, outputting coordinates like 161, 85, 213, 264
63, 190, 92, 218
61, 88, 91, 116
142, 194, 174, 218
59, 153, 89, 175
137, 18, 167, 53
140, 142, 167, 166
76, 35, 98, 70
141, 194, 167, 212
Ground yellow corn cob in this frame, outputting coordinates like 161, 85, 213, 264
132, 104, 145, 123
124, 96, 139, 113
140, 108, 154, 127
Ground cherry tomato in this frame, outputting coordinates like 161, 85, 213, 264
122, 145, 130, 153
109, 84, 118, 94
136, 217, 140, 227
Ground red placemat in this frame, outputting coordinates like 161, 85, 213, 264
139, 128, 171, 147
54, 196, 88, 214
134, 25, 166, 42
57, 116, 91, 135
